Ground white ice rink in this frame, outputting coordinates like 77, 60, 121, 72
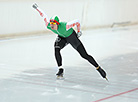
0, 26, 138, 102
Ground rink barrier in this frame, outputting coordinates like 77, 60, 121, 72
111, 21, 131, 28
0, 30, 50, 40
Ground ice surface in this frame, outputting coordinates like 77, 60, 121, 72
0, 26, 138, 102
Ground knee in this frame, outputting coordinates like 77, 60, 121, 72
55, 47, 60, 52
55, 48, 61, 54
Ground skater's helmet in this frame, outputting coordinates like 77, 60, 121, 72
50, 15, 59, 25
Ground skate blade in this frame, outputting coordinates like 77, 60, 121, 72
56, 75, 64, 80
105, 77, 109, 82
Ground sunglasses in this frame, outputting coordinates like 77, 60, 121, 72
50, 22, 56, 25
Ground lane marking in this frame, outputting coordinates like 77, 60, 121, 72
93, 88, 138, 102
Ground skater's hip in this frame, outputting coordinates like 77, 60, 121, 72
55, 30, 82, 49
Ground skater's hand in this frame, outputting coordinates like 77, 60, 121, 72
77, 31, 82, 38
32, 3, 38, 9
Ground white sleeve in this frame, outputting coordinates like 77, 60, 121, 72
36, 7, 50, 26
66, 19, 81, 32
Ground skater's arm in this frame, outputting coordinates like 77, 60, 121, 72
66, 19, 81, 32
32, 4, 49, 26
36, 7, 49, 26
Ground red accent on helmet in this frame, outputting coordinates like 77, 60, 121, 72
50, 19, 59, 25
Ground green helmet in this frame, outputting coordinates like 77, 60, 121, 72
50, 15, 59, 25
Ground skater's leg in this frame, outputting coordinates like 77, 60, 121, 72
76, 43, 107, 79
76, 43, 99, 67
66, 30, 107, 79
76, 42, 107, 79
54, 36, 68, 67
55, 48, 64, 76
66, 30, 99, 67
55, 48, 62, 67
54, 36, 68, 76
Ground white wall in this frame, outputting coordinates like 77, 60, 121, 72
86, 0, 138, 28
0, 0, 138, 35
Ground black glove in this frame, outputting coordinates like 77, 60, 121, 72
32, 3, 38, 9
77, 31, 82, 38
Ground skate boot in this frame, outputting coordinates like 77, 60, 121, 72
96, 66, 108, 81
56, 68, 64, 78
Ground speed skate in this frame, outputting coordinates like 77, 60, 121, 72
56, 68, 64, 79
